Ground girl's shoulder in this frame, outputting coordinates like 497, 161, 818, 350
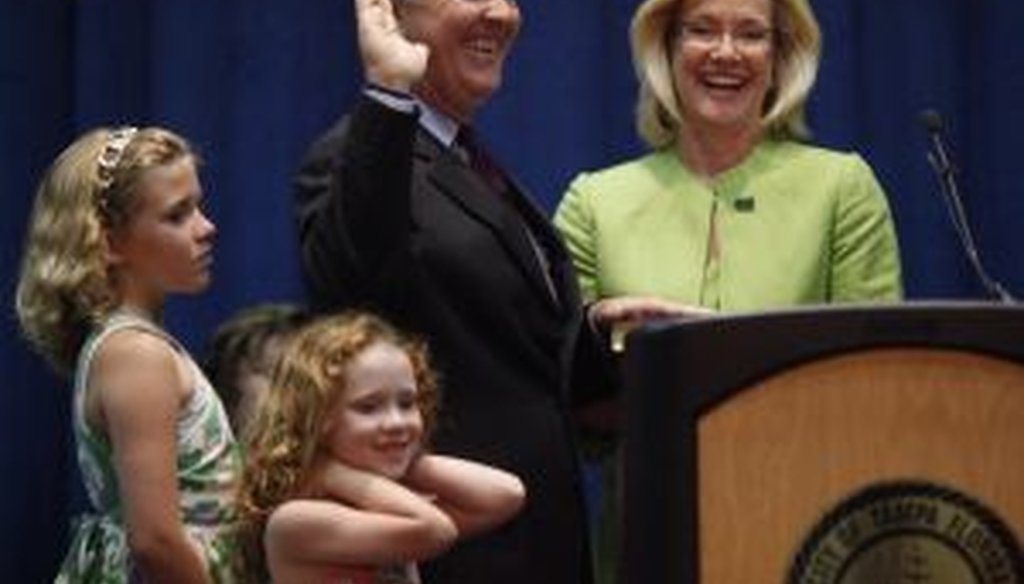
93, 325, 177, 364
82, 311, 181, 365
81, 313, 194, 408
89, 328, 181, 382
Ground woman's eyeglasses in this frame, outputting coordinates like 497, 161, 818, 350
677, 20, 774, 52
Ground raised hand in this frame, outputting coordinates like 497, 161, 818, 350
354, 0, 430, 92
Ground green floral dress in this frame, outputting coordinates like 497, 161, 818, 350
55, 313, 241, 583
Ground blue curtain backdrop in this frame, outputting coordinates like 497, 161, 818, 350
2, 0, 1021, 579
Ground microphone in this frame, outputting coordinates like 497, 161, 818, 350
919, 109, 1014, 302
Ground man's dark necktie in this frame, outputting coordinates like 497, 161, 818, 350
456, 126, 510, 195
455, 126, 560, 306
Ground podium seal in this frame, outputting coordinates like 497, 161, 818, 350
787, 481, 1022, 584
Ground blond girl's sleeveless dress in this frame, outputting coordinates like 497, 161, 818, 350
55, 313, 241, 583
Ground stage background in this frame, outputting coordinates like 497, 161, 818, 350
2, 1, 1021, 579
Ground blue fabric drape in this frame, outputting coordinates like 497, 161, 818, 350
2, 1, 1021, 579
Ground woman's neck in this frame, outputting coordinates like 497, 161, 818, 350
676, 122, 763, 179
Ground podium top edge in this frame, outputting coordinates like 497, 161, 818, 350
639, 300, 1022, 334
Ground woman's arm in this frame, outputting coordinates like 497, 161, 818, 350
554, 175, 600, 302
404, 454, 525, 537
831, 155, 904, 301
90, 330, 209, 583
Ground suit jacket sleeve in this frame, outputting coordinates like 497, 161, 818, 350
294, 97, 421, 311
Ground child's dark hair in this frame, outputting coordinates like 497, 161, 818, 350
203, 302, 311, 427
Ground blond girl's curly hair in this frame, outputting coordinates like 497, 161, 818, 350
15, 126, 194, 373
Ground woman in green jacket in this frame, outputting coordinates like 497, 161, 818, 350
554, 0, 902, 581
556, 0, 901, 322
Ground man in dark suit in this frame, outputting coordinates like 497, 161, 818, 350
293, 0, 596, 582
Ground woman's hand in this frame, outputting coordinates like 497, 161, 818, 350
355, 0, 429, 92
587, 296, 714, 352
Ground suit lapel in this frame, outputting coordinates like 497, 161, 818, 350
415, 132, 565, 314
504, 173, 579, 314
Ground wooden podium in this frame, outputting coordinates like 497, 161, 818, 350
620, 303, 1024, 583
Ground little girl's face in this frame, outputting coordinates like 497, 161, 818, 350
324, 341, 424, 479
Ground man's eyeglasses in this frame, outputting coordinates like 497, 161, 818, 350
677, 21, 774, 52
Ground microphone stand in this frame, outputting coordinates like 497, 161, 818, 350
920, 110, 1015, 303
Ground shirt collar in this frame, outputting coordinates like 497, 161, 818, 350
414, 98, 461, 149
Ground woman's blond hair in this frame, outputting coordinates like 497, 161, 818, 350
15, 126, 194, 373
236, 311, 439, 579
631, 0, 821, 148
